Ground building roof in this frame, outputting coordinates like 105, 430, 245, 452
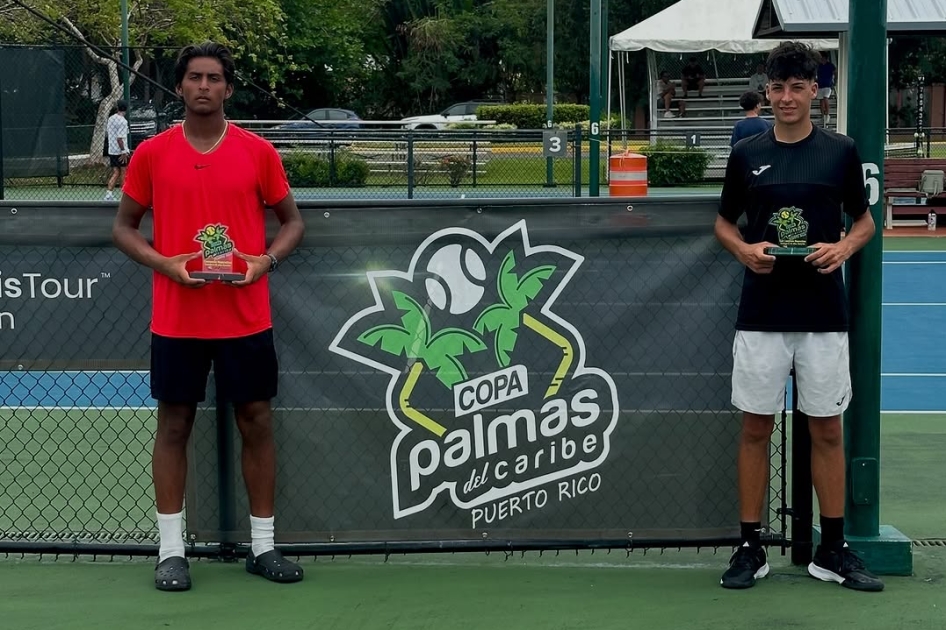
754, 0, 946, 37
610, 0, 837, 53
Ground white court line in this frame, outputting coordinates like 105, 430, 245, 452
881, 410, 946, 415
884, 249, 946, 257
883, 261, 946, 265
881, 373, 946, 377
883, 302, 946, 306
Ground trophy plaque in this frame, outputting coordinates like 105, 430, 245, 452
189, 223, 246, 282
765, 206, 814, 257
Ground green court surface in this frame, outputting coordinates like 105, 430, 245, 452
1, 225, 944, 629
1, 413, 943, 630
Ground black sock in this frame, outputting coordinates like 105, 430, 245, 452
740, 521, 762, 546
820, 516, 845, 548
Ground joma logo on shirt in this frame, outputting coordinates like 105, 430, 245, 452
769, 207, 809, 246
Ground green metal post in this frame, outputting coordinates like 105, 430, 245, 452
545, 0, 554, 187
121, 0, 131, 107
843, 0, 885, 541
600, 0, 608, 180
588, 0, 601, 196
836, 0, 911, 577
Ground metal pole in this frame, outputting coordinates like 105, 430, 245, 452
844, 0, 885, 540
915, 75, 925, 157
121, 0, 131, 107
545, 0, 554, 187
0, 71, 5, 201
790, 368, 813, 565
588, 0, 601, 196
600, 0, 609, 193
216, 393, 237, 556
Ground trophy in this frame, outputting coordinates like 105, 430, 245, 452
189, 223, 246, 282
764, 206, 816, 257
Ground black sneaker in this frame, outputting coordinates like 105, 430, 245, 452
720, 542, 769, 589
808, 543, 884, 592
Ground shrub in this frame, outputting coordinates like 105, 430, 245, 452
476, 104, 590, 129
440, 155, 470, 186
336, 155, 370, 187
636, 140, 712, 187
572, 117, 623, 131
281, 151, 369, 187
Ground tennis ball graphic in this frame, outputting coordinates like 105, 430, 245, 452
424, 243, 487, 315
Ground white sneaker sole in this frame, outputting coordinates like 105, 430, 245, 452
720, 562, 770, 587
808, 562, 844, 584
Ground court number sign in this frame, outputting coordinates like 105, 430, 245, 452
686, 132, 701, 148
862, 162, 880, 206
543, 130, 568, 158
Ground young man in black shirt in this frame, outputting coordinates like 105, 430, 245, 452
715, 41, 883, 592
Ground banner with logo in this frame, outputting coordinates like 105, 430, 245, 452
1, 199, 759, 547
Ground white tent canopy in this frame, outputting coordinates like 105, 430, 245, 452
609, 0, 838, 53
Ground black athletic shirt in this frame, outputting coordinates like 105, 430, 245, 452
719, 125, 869, 332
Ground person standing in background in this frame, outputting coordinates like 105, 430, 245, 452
105, 100, 131, 201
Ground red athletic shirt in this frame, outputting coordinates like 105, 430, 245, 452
122, 123, 290, 339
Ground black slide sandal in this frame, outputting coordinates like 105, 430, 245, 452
246, 549, 304, 583
155, 556, 191, 591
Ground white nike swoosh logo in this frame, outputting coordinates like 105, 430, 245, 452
752, 165, 771, 175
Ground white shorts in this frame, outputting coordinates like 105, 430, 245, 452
731, 331, 851, 417
816, 87, 833, 99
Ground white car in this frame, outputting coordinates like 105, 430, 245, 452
400, 101, 495, 130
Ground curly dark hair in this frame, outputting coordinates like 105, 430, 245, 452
174, 41, 236, 87
765, 41, 820, 82
739, 91, 762, 111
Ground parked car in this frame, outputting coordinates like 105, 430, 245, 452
400, 100, 503, 130
127, 99, 158, 148
123, 99, 183, 148
277, 108, 363, 130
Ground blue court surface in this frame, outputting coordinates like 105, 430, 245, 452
1, 249, 944, 412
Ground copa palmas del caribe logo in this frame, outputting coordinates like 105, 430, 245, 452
330, 221, 618, 521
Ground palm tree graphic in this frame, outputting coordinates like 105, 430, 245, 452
358, 291, 485, 436
473, 251, 571, 398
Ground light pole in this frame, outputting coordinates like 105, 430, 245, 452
121, 0, 130, 107
588, 0, 601, 196
546, 0, 554, 187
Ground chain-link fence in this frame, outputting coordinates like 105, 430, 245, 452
0, 197, 792, 557
3, 44, 941, 206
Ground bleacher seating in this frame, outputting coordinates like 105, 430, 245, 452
652, 78, 838, 178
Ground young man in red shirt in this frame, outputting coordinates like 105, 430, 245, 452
113, 42, 305, 591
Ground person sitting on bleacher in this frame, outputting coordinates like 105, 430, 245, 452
748, 63, 768, 104
729, 91, 772, 147
656, 70, 686, 118
681, 57, 706, 98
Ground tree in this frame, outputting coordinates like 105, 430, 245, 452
1, 0, 283, 161
271, 0, 384, 118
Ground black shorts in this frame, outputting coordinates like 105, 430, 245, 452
150, 329, 278, 404
108, 154, 125, 168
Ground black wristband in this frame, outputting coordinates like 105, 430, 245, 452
265, 253, 278, 272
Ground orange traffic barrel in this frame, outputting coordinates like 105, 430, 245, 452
608, 152, 647, 197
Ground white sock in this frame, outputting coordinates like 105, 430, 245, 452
157, 511, 185, 563
250, 515, 275, 557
